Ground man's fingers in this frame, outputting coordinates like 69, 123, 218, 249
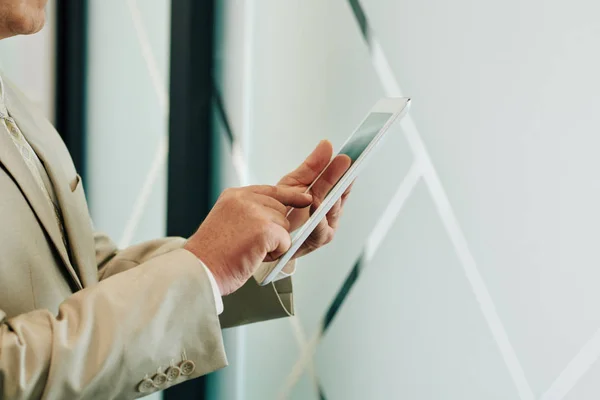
326, 198, 343, 231
340, 180, 355, 208
265, 224, 292, 260
265, 208, 291, 231
253, 193, 287, 215
310, 154, 352, 201
293, 217, 334, 259
342, 180, 355, 197
250, 185, 313, 208
278, 140, 333, 186
309, 199, 334, 242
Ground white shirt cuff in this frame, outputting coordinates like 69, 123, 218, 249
198, 261, 224, 315
273, 259, 297, 281
188, 252, 296, 315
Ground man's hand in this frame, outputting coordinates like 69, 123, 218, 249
278, 140, 353, 259
184, 185, 312, 295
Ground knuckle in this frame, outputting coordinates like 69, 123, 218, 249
258, 219, 273, 235
219, 188, 230, 199
257, 185, 273, 195
323, 231, 335, 245
328, 232, 336, 243
221, 187, 237, 200
281, 237, 291, 252
221, 190, 238, 205
224, 188, 250, 210
267, 185, 279, 197
247, 202, 260, 215
276, 202, 287, 214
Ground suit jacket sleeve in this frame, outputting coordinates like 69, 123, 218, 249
0, 248, 226, 399
94, 232, 294, 329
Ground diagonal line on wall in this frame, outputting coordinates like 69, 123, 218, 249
288, 312, 321, 396
213, 86, 252, 187
278, 161, 422, 399
126, 0, 168, 114
540, 327, 600, 400
318, 383, 328, 400
322, 255, 363, 333
278, 329, 322, 400
354, 1, 535, 399
119, 0, 169, 248
279, 1, 536, 399
213, 86, 235, 145
353, 1, 535, 399
321, 161, 422, 335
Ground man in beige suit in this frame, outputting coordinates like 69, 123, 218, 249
0, 1, 353, 399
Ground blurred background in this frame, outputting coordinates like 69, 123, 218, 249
2, 0, 600, 399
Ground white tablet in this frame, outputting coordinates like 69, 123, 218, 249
254, 97, 411, 286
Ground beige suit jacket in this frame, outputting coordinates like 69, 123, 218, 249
0, 79, 294, 399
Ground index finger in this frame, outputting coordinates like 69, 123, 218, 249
249, 185, 313, 208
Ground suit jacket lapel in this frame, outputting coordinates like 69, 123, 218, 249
3, 83, 87, 289
31, 135, 97, 289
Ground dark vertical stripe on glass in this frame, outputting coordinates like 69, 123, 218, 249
54, 0, 88, 181
348, 0, 369, 39
213, 86, 235, 146
318, 383, 328, 400
165, 0, 216, 399
322, 255, 364, 333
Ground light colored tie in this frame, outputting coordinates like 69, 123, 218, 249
0, 78, 67, 247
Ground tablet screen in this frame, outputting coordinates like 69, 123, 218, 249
338, 112, 394, 162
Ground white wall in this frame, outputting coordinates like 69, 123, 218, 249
212, 0, 600, 399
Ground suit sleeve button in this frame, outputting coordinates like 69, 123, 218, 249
137, 375, 155, 393
153, 369, 168, 387
180, 360, 196, 376
166, 360, 181, 381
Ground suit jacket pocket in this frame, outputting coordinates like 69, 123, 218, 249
69, 174, 81, 192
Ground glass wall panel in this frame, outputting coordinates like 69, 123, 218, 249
86, 0, 170, 246
363, 0, 600, 395
86, 1, 171, 399
212, 0, 600, 398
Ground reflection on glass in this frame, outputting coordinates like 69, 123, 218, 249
339, 112, 393, 162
